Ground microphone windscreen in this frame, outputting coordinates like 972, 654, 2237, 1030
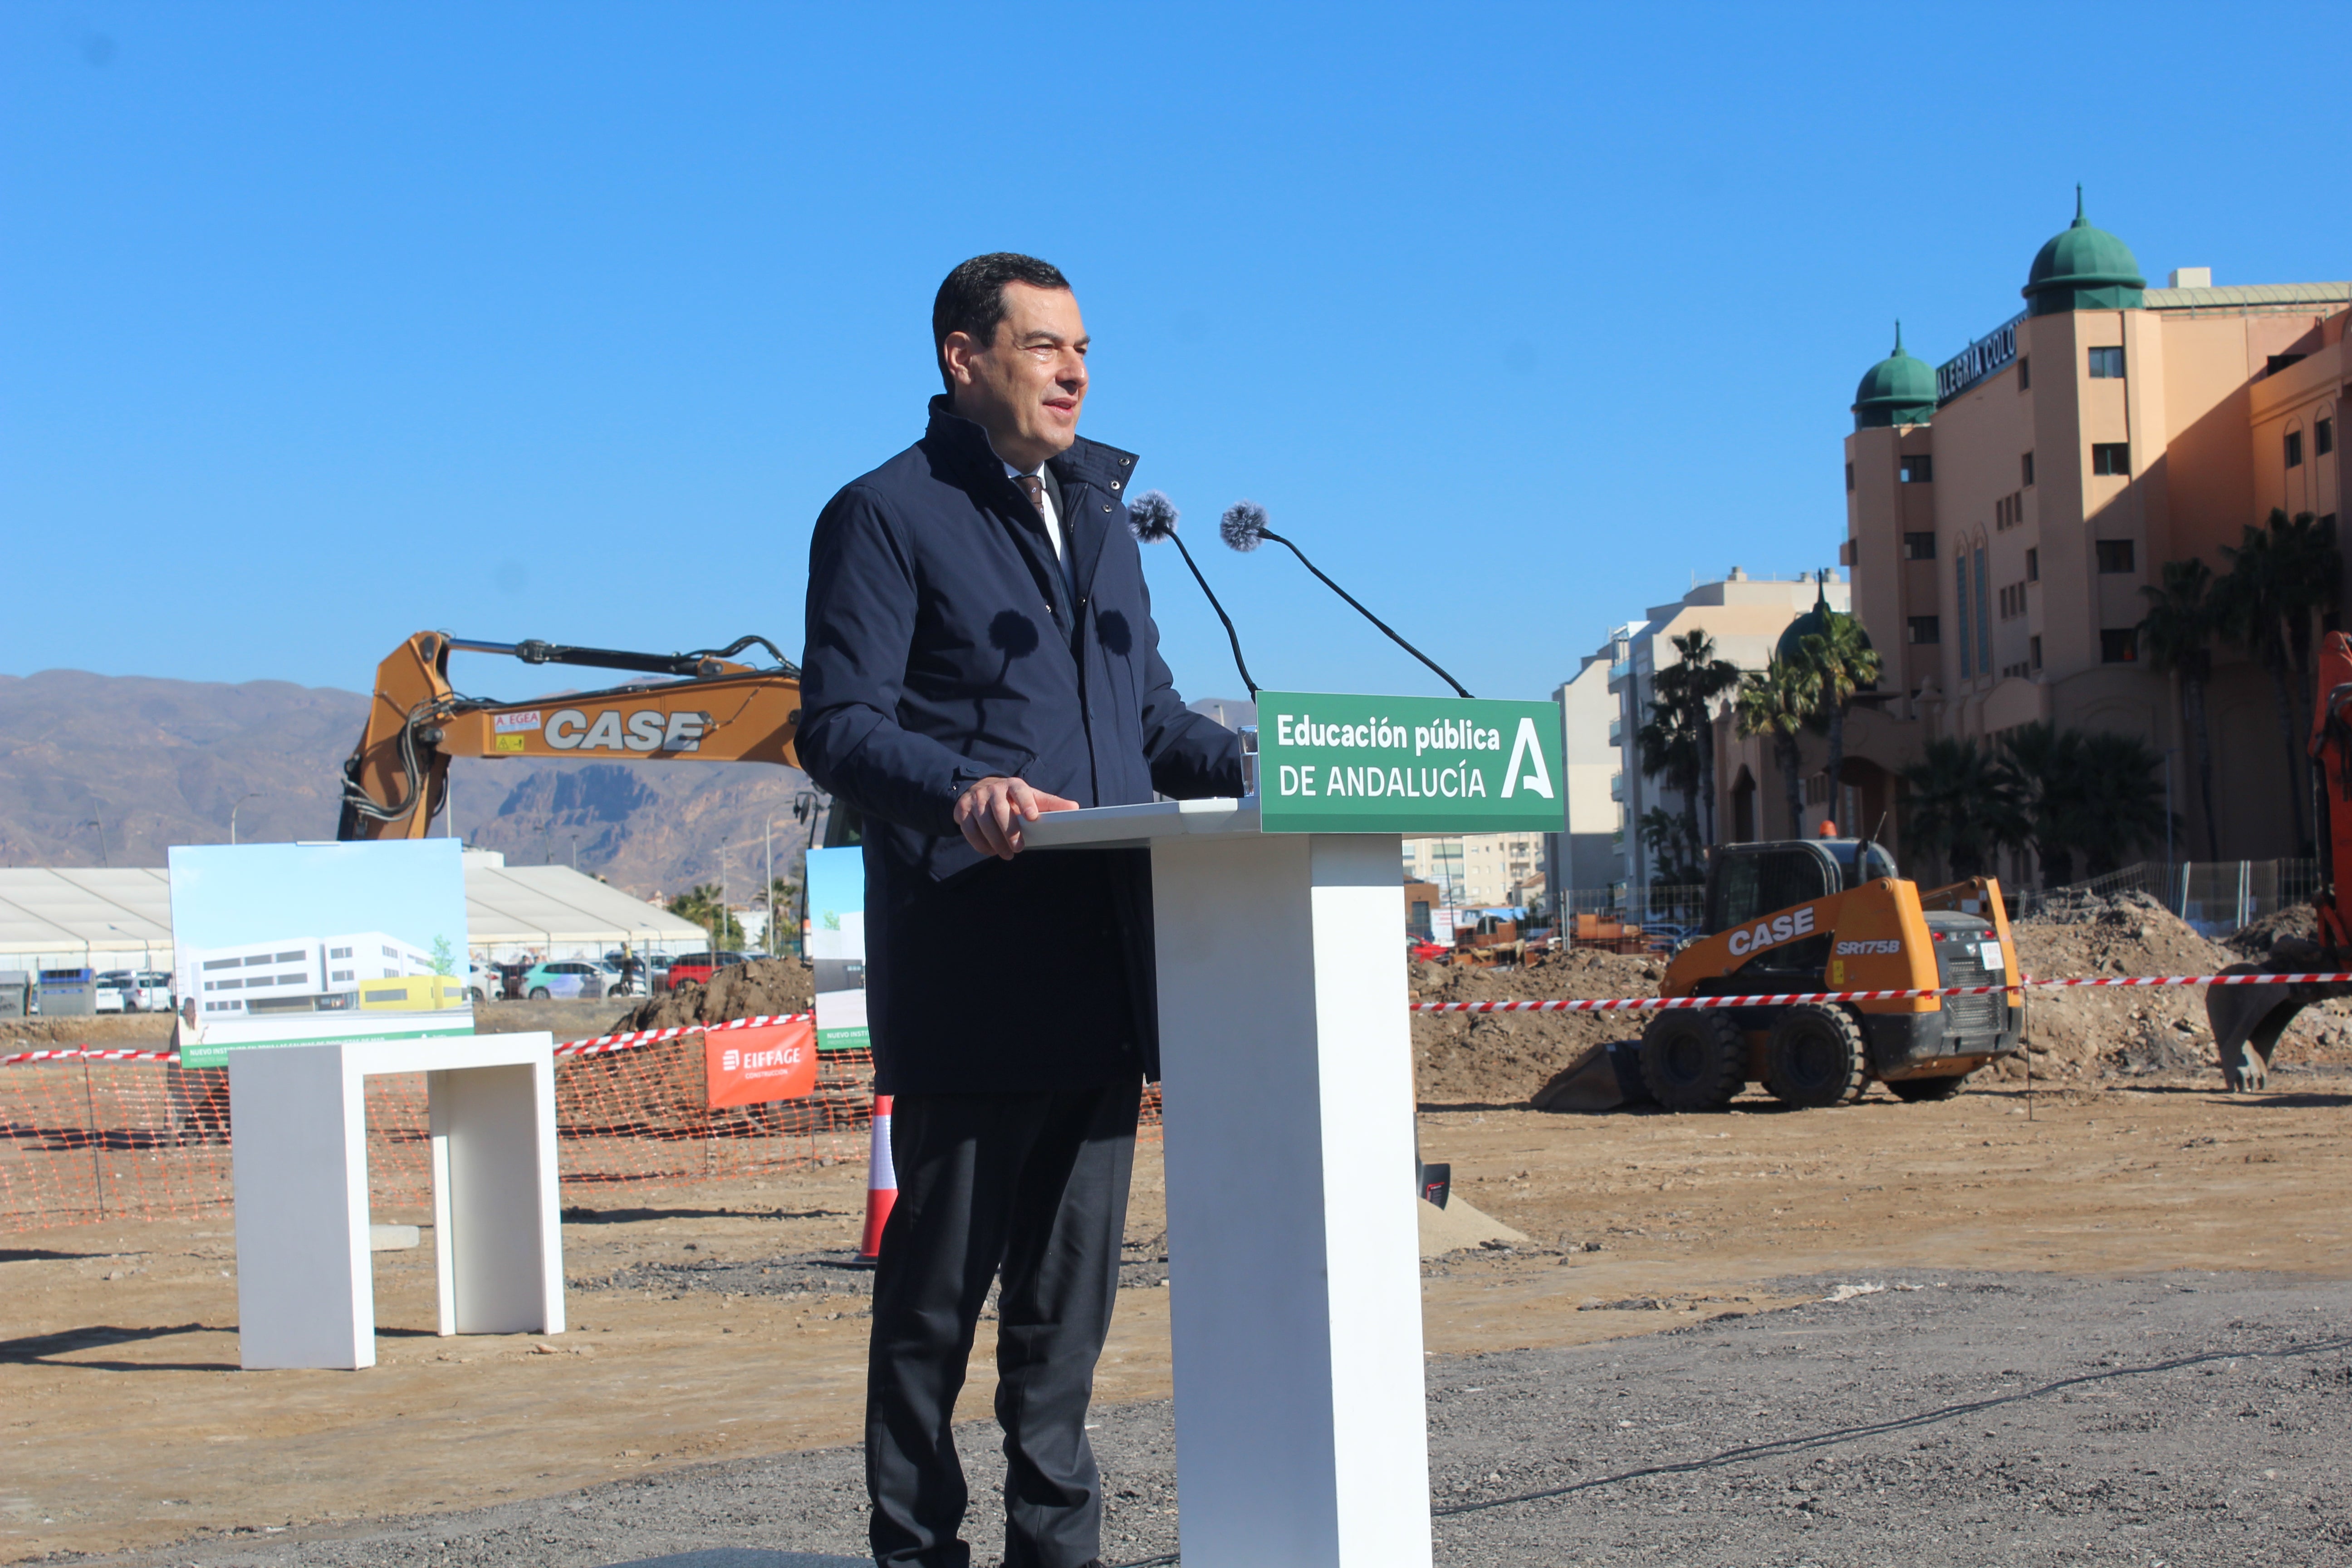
1128, 489, 1179, 542
1220, 500, 1269, 553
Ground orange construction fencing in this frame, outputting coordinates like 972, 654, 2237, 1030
1, 1030, 1163, 1233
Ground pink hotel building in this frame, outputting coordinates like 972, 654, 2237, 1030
1815, 192, 2348, 867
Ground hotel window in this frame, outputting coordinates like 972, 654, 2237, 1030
2018, 356, 2030, 391
2286, 429, 2304, 469
1975, 546, 1991, 675
2087, 346, 2126, 378
1907, 616, 1940, 644
1900, 454, 1934, 484
1845, 462, 1855, 492
2025, 547, 2039, 582
2030, 635, 2043, 671
2319, 417, 2335, 457
2022, 450, 2035, 486
2092, 442, 2131, 476
1903, 531, 1937, 561
2096, 539, 2136, 573
1955, 554, 1973, 678
2100, 628, 2138, 664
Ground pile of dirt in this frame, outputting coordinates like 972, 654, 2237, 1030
607, 958, 816, 1033
2222, 900, 2318, 957
1411, 948, 1655, 1107
2009, 890, 2352, 1080
0, 1013, 175, 1047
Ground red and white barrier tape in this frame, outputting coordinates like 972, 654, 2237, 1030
1410, 971, 2352, 1015
9, 975, 2347, 1062
0, 1047, 180, 1066
0, 1012, 818, 1068
551, 1010, 815, 1058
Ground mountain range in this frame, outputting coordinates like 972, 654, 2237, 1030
0, 669, 817, 901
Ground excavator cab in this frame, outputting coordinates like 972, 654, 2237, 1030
1636, 838, 2025, 1112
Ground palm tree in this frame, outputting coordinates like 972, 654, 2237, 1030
1636, 697, 1701, 861
1998, 723, 2086, 886
2138, 558, 2224, 861
1666, 630, 1742, 849
1901, 737, 2021, 881
1797, 608, 1882, 824
2073, 731, 2172, 876
2220, 510, 2342, 852
1637, 805, 1702, 885
1735, 659, 1816, 839
667, 882, 745, 949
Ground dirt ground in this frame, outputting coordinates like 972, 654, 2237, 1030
7, 1065, 2349, 1564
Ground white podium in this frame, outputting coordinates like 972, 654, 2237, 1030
228, 1033, 565, 1371
1029, 798, 1433, 1568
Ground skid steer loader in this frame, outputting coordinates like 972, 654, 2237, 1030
1638, 833, 2026, 1111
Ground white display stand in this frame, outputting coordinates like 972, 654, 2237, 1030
228, 1033, 565, 1371
1028, 798, 1432, 1568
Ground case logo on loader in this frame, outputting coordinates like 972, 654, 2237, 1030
543, 709, 709, 753
1726, 904, 1817, 957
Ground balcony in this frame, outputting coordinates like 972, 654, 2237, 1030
1607, 718, 1623, 746
1608, 774, 1624, 802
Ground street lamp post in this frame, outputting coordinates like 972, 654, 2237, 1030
230, 792, 261, 845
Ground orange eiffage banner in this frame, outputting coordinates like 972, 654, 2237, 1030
704, 1019, 818, 1108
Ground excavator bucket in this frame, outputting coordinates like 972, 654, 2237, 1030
2205, 965, 2352, 1091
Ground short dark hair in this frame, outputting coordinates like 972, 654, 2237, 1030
932, 253, 1071, 391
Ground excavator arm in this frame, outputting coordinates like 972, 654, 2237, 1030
336, 631, 803, 841
2204, 629, 2352, 1088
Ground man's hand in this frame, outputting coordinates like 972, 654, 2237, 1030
954, 776, 1079, 860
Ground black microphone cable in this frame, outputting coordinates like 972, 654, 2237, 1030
1128, 490, 1258, 697
1219, 500, 1474, 699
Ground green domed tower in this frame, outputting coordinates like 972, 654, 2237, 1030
2022, 186, 2146, 316
1852, 322, 1938, 431
1776, 571, 1868, 667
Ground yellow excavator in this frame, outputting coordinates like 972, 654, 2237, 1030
336, 631, 804, 840
1638, 832, 2026, 1109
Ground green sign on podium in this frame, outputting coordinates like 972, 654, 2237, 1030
1253, 691, 1562, 834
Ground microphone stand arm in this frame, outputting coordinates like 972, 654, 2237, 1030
1263, 529, 1475, 700
1167, 532, 1259, 697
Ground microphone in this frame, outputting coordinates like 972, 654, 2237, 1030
1219, 501, 1474, 698
1129, 490, 1258, 697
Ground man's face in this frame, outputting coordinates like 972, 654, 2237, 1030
944, 282, 1088, 470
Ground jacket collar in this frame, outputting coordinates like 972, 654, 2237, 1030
923, 394, 1139, 497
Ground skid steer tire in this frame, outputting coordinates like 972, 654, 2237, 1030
1762, 1004, 1868, 1109
1638, 1010, 1746, 1112
1887, 1071, 1971, 1102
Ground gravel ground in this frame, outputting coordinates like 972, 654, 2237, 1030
59, 1269, 2350, 1568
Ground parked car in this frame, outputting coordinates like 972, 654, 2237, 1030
95, 970, 173, 1011
665, 951, 752, 990
519, 960, 607, 1000
93, 973, 127, 1014
465, 961, 499, 1004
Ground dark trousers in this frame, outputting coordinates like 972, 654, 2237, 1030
866, 1074, 1142, 1568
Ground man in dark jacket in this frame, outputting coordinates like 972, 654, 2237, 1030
796, 253, 1241, 1568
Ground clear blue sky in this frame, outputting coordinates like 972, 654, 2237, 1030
4, 3, 2340, 706
167, 839, 465, 954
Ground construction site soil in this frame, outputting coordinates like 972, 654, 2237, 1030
609, 960, 817, 1033
1410, 895, 2352, 1109
9, 909, 2352, 1563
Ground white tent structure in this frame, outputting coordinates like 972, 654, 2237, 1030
460, 850, 708, 961
0, 868, 176, 973
0, 855, 706, 973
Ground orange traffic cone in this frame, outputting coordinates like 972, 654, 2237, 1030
858, 1093, 897, 1261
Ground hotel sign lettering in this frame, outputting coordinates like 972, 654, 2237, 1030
1937, 311, 2024, 403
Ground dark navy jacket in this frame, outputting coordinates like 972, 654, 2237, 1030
796, 397, 1243, 1095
